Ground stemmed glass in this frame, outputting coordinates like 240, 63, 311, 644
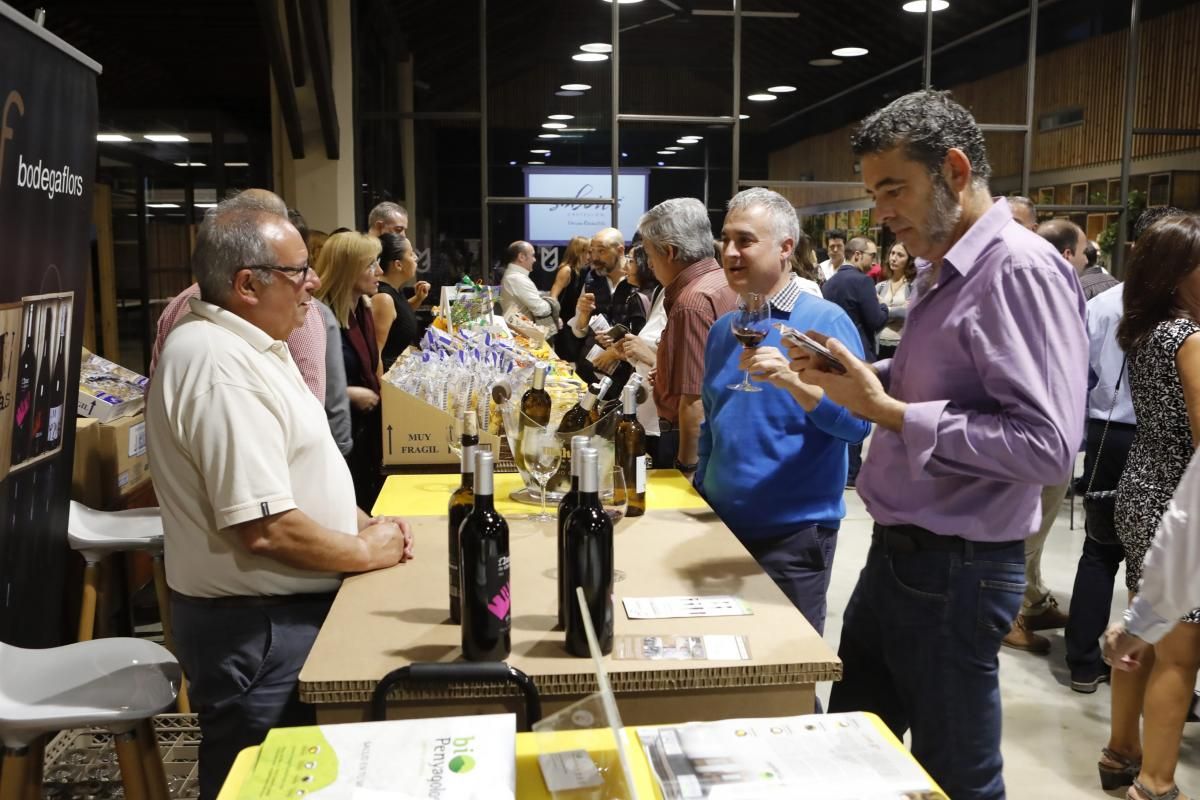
601, 467, 628, 582
446, 412, 464, 459
522, 427, 562, 522
727, 292, 770, 393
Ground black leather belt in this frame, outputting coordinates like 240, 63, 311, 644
170, 590, 337, 609
873, 524, 1019, 554
657, 418, 678, 433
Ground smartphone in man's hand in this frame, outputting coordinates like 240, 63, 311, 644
775, 322, 848, 374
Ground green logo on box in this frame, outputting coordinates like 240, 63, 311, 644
449, 755, 476, 774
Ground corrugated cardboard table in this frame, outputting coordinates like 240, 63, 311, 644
298, 472, 841, 725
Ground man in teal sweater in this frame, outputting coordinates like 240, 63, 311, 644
697, 188, 870, 634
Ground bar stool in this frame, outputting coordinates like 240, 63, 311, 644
0, 637, 180, 800
67, 501, 190, 713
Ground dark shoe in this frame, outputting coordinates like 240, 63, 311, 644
1098, 747, 1141, 791
1070, 668, 1111, 694
1128, 778, 1187, 800
1025, 597, 1069, 631
1002, 615, 1051, 654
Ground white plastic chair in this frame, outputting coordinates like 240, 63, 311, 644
0, 637, 180, 800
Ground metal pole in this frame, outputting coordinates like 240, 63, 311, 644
1115, 0, 1140, 278
479, 0, 488, 282
923, 0, 933, 88
732, 0, 742, 198
1021, 0, 1037, 196
703, 144, 710, 211
611, 0, 619, 229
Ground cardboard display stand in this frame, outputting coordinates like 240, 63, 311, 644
379, 381, 502, 467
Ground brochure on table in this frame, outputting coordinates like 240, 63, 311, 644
237, 714, 516, 800
638, 712, 944, 800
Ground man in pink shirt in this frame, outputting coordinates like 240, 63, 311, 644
148, 190, 326, 402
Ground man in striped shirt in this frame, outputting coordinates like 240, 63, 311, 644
638, 197, 738, 477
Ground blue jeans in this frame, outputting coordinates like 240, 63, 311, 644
829, 527, 1025, 800
743, 525, 838, 636
171, 594, 334, 800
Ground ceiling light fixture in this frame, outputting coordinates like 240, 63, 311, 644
768, 85, 797, 93
657, 161, 665, 166
96, 133, 131, 142
146, 203, 181, 209
739, 114, 750, 119
747, 93, 777, 102
530, 149, 551, 154
144, 134, 189, 143
832, 46, 869, 57
538, 133, 562, 139
902, 0, 949, 11
173, 162, 206, 167
561, 83, 591, 91
572, 53, 609, 62
547, 114, 575, 120
509, 160, 518, 165
809, 58, 843, 67
579, 43, 612, 53
195, 203, 218, 208
542, 122, 567, 129
555, 90, 583, 97
602, 0, 644, 4
664, 146, 683, 151
677, 137, 701, 144
529, 161, 546, 165
656, 150, 676, 155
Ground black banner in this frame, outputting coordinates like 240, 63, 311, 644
0, 5, 99, 646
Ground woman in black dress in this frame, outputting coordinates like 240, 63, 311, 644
371, 233, 430, 371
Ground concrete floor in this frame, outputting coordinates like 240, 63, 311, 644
817, 484, 1200, 798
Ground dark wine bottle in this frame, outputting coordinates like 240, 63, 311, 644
31, 307, 51, 456
559, 389, 599, 435
10, 309, 34, 465
520, 362, 552, 426
459, 451, 512, 661
615, 384, 647, 517
46, 306, 67, 452
564, 448, 614, 657
447, 415, 479, 624
586, 376, 614, 426
557, 435, 590, 629
627, 372, 649, 405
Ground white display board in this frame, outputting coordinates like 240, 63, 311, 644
524, 167, 650, 244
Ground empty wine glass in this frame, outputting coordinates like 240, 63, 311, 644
727, 292, 770, 393
522, 427, 562, 522
446, 412, 464, 459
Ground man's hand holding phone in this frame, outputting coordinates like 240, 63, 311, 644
783, 326, 907, 433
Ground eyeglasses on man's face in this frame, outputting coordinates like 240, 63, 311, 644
248, 263, 312, 283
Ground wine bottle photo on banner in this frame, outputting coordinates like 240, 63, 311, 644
6, 294, 73, 473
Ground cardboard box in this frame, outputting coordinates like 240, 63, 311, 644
71, 412, 150, 509
78, 349, 147, 422
380, 381, 502, 467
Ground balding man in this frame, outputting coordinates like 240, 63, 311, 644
367, 201, 408, 238
499, 240, 557, 340
566, 227, 641, 385
1041, 219, 1116, 301
148, 202, 413, 799
150, 190, 327, 404
1009, 195, 1039, 231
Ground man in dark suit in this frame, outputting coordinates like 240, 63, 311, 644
821, 235, 888, 485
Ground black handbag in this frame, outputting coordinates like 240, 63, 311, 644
1082, 357, 1126, 546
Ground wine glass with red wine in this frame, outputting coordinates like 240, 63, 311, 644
727, 292, 770, 393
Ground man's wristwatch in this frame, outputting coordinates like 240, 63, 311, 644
674, 459, 698, 473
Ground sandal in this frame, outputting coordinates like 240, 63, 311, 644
1128, 779, 1188, 800
1099, 748, 1142, 791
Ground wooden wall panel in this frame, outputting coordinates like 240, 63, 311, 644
770, 4, 1200, 185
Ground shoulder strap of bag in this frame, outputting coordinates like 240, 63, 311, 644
1085, 354, 1128, 496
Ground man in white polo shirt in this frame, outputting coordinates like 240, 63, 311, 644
147, 204, 413, 799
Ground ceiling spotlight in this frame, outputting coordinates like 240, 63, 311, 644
538, 133, 562, 139
657, 150, 676, 155
677, 137, 701, 144
768, 85, 797, 93
621, 152, 629, 158
657, 161, 665, 166
572, 53, 609, 62
579, 43, 612, 53
832, 46, 869, 57
223, 162, 250, 167
602, 0, 644, 4
145, 133, 189, 143
547, 114, 575, 120
530, 149, 551, 154
529, 161, 546, 165
146, 203, 181, 209
739, 114, 750, 119
902, 0, 949, 11
555, 90, 584, 97
664, 146, 683, 151
194, 203, 217, 208
747, 93, 777, 102
561, 83, 591, 91
173, 162, 206, 167
542, 122, 567, 130
509, 160, 517, 165
809, 58, 843, 67
96, 133, 131, 142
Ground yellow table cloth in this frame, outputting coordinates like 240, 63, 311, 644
372, 470, 707, 517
